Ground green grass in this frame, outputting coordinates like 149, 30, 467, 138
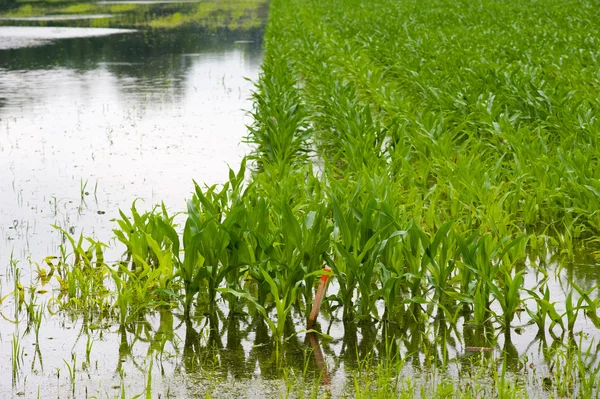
0, 0, 268, 31
3, 3, 33, 16
60, 3, 94, 13
149, 0, 267, 30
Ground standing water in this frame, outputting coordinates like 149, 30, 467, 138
0, 26, 264, 397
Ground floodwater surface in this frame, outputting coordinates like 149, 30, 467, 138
0, 28, 264, 397
0, 26, 134, 49
0, 14, 115, 21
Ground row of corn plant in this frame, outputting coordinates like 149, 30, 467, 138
18, 0, 600, 386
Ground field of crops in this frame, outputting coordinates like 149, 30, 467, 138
4, 0, 600, 397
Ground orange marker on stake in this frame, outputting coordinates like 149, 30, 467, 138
307, 266, 332, 330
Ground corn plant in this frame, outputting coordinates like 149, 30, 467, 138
112, 201, 179, 273
329, 195, 390, 321
525, 283, 564, 335
178, 162, 251, 315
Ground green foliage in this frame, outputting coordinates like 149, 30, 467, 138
0, 0, 268, 31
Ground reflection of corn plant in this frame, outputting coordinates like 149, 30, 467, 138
11, 333, 22, 386
145, 356, 153, 399
63, 353, 76, 395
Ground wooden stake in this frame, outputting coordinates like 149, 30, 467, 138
307, 266, 332, 330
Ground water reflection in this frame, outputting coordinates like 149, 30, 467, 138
0, 30, 263, 396
306, 332, 330, 384
4, 287, 600, 398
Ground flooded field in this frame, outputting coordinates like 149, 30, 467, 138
2, 0, 600, 398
